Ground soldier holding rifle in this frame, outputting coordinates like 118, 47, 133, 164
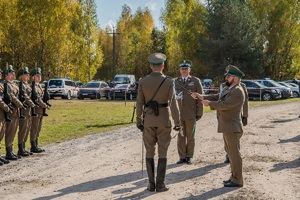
4, 65, 24, 160
136, 53, 181, 192
30, 68, 49, 153
174, 60, 204, 165
0, 68, 12, 165
17, 67, 36, 156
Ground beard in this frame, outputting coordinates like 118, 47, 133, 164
225, 77, 234, 86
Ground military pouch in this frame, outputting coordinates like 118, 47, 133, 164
146, 101, 159, 116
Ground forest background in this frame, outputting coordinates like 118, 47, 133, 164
0, 0, 299, 84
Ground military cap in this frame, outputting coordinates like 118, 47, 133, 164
180, 60, 192, 68
3, 65, 15, 76
148, 53, 166, 66
225, 65, 245, 78
31, 68, 42, 76
17, 67, 30, 78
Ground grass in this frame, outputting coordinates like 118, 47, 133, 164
0, 97, 299, 154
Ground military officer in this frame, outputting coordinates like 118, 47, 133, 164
30, 68, 49, 153
174, 60, 203, 164
0, 69, 12, 165
136, 53, 181, 192
191, 65, 245, 187
4, 66, 24, 160
17, 67, 36, 156
220, 66, 249, 164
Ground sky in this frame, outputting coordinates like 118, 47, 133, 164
95, 0, 165, 30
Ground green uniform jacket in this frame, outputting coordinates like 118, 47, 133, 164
175, 76, 204, 119
136, 72, 180, 128
205, 83, 245, 133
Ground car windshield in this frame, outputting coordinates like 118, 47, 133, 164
268, 80, 282, 87
49, 80, 62, 86
253, 81, 266, 88
114, 77, 130, 84
85, 82, 100, 88
278, 82, 290, 87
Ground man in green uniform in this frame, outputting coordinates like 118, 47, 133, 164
191, 65, 245, 187
220, 66, 249, 164
136, 53, 181, 192
0, 69, 12, 165
174, 60, 203, 164
17, 67, 36, 156
5, 66, 24, 160
30, 68, 49, 153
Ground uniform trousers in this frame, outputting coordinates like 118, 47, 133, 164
223, 132, 243, 186
177, 119, 196, 158
5, 108, 19, 147
18, 108, 31, 144
0, 120, 6, 144
143, 127, 171, 158
30, 114, 43, 141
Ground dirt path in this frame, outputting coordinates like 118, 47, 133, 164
1, 101, 299, 200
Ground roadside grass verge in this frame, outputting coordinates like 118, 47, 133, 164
0, 98, 298, 154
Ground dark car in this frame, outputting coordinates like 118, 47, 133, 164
255, 79, 292, 99
241, 80, 282, 101
77, 81, 110, 99
110, 84, 137, 100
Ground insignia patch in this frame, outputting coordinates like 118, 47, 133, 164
176, 91, 183, 100
188, 82, 195, 86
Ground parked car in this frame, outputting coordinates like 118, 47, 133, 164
48, 78, 78, 99
255, 78, 293, 99
201, 79, 215, 94
241, 80, 281, 101
77, 81, 110, 99
277, 82, 299, 98
110, 84, 137, 100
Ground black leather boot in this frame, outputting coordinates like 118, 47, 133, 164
0, 156, 10, 164
18, 143, 29, 156
146, 158, 155, 192
156, 158, 169, 192
30, 141, 43, 153
23, 142, 33, 155
36, 139, 45, 152
5, 146, 18, 160
0, 160, 3, 166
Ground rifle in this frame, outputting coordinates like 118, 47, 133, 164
3, 81, 12, 122
18, 81, 26, 119
42, 81, 51, 116
31, 80, 38, 117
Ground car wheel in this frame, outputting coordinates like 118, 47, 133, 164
262, 92, 272, 101
50, 96, 54, 99
96, 93, 101, 99
292, 91, 299, 98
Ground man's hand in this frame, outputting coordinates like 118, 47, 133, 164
201, 100, 210, 107
137, 124, 144, 132
242, 117, 247, 126
190, 92, 204, 100
196, 116, 202, 121
173, 126, 181, 131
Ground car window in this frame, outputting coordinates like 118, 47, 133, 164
85, 82, 100, 88
49, 80, 62, 87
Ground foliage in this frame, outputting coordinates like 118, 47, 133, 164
0, 0, 102, 83
250, 0, 300, 80
204, 0, 265, 80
